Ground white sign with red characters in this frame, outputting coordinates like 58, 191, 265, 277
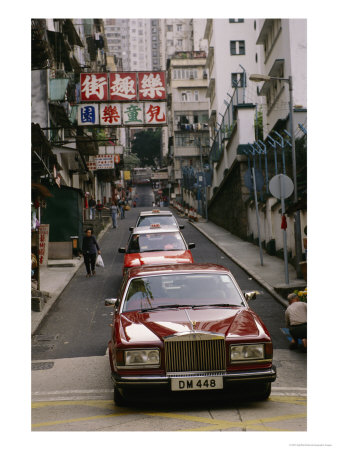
80, 73, 108, 101
100, 103, 122, 125
109, 73, 137, 101
39, 224, 50, 266
145, 102, 167, 124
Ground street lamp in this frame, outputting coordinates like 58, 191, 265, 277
249, 74, 303, 278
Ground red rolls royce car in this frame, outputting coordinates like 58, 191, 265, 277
105, 264, 276, 405
129, 210, 184, 232
119, 225, 195, 274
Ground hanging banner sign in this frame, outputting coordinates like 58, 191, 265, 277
145, 102, 167, 124
78, 102, 167, 126
138, 72, 166, 100
80, 73, 108, 101
38, 224, 50, 266
100, 103, 122, 125
77, 104, 99, 125
80, 72, 166, 102
109, 73, 137, 101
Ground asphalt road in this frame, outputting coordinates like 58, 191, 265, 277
32, 185, 289, 361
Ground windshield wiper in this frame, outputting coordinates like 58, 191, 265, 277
194, 303, 243, 308
140, 304, 192, 312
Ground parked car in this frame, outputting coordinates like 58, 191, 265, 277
105, 263, 276, 405
119, 225, 195, 274
129, 209, 184, 232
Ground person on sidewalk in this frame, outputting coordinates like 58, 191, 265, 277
285, 293, 307, 351
110, 201, 118, 229
82, 228, 101, 277
88, 197, 96, 220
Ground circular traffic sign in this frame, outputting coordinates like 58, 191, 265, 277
269, 174, 294, 199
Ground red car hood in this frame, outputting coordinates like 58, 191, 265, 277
118, 308, 267, 344
124, 250, 193, 268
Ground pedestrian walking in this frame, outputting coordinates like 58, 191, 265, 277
285, 293, 307, 351
110, 202, 118, 229
96, 200, 104, 219
82, 228, 101, 277
88, 196, 96, 220
118, 198, 125, 219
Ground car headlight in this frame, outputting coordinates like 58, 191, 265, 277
230, 344, 265, 362
123, 349, 160, 367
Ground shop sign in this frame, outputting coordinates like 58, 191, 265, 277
39, 224, 49, 266
77, 104, 99, 125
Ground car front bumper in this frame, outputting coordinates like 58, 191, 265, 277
112, 366, 277, 389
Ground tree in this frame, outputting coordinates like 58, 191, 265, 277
124, 153, 141, 171
131, 129, 161, 166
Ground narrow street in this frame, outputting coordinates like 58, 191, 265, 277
32, 187, 306, 432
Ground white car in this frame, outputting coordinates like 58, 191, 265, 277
130, 210, 184, 232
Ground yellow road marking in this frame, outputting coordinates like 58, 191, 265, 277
31, 395, 307, 430
32, 411, 131, 429
269, 395, 306, 406
32, 400, 113, 409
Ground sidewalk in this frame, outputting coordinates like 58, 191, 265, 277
31, 221, 111, 335
188, 218, 306, 308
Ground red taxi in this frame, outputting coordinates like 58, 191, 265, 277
118, 224, 195, 274
105, 263, 276, 405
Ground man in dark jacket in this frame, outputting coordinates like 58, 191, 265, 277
82, 228, 101, 277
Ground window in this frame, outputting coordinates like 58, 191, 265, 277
230, 40, 245, 55
167, 25, 173, 31
177, 39, 183, 47
194, 91, 199, 101
231, 72, 246, 87
177, 24, 182, 31
229, 19, 244, 23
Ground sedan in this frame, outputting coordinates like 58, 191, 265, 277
119, 225, 195, 274
129, 209, 184, 232
105, 263, 276, 405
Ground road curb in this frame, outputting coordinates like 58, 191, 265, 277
188, 220, 288, 308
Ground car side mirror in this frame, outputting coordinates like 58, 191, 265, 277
129, 227, 134, 231
105, 298, 118, 307
188, 243, 195, 249
244, 291, 257, 301
179, 225, 185, 229
118, 247, 126, 253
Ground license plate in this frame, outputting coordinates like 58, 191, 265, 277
171, 376, 223, 391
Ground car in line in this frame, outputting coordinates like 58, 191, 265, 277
105, 263, 276, 405
118, 224, 195, 274
129, 209, 184, 232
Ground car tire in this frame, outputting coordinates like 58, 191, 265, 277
254, 382, 271, 400
113, 387, 127, 406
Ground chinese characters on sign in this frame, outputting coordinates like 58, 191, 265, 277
80, 73, 108, 101
78, 103, 167, 126
38, 224, 50, 266
138, 72, 166, 100
109, 73, 137, 101
87, 155, 120, 170
80, 72, 166, 101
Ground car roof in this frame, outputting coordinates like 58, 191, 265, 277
126, 263, 230, 279
139, 210, 173, 217
132, 225, 180, 234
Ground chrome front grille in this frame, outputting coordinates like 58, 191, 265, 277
164, 335, 226, 373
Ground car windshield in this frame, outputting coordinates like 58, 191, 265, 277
127, 232, 186, 253
137, 215, 177, 227
122, 273, 245, 312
